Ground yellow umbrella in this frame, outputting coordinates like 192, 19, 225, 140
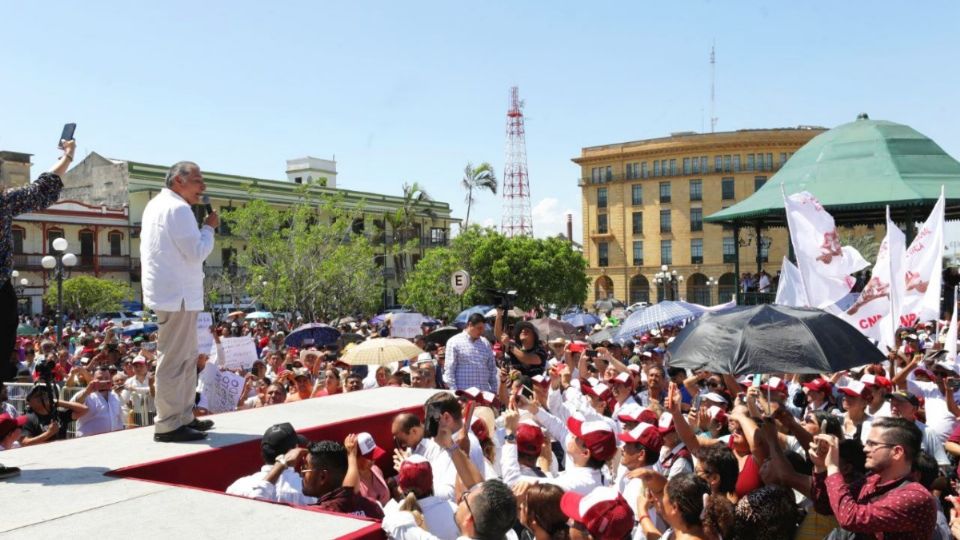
340, 337, 424, 366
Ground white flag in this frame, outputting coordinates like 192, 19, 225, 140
840, 207, 905, 350
784, 191, 870, 308
946, 286, 958, 363
774, 257, 808, 307
900, 188, 945, 327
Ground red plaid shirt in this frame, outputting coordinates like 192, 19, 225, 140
811, 471, 936, 540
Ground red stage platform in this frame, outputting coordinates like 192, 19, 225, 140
0, 387, 438, 539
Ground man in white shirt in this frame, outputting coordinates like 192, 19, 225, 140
226, 422, 316, 505
384, 455, 459, 539
73, 367, 124, 437
122, 356, 155, 426
140, 161, 217, 443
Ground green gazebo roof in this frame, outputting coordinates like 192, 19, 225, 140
705, 115, 960, 226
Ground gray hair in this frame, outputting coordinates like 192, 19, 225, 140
165, 161, 199, 188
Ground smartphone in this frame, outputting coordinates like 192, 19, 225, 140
144, 342, 157, 352
59, 123, 76, 147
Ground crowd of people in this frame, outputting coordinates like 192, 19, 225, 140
10, 303, 953, 539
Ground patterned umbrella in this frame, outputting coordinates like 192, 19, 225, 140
562, 313, 602, 328
587, 326, 629, 345
529, 318, 578, 341
616, 301, 708, 339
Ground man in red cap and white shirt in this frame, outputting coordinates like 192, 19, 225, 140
837, 380, 873, 442
501, 412, 550, 487
656, 412, 693, 479
383, 455, 459, 540
561, 486, 635, 540
801, 377, 836, 417
861, 373, 894, 418
615, 422, 663, 523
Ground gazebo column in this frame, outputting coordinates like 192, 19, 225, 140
733, 224, 741, 305
754, 222, 763, 273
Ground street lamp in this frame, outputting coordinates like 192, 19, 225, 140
41, 237, 77, 339
654, 265, 683, 302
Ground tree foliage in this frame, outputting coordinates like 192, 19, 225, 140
398, 226, 588, 320
45, 275, 131, 317
384, 182, 436, 286
460, 162, 497, 229
222, 185, 382, 321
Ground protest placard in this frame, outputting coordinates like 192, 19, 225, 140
391, 313, 424, 339
197, 312, 214, 355
207, 370, 245, 413
220, 336, 258, 370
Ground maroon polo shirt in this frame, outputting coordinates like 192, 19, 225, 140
314, 487, 384, 520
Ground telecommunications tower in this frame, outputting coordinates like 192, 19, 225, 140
501, 86, 533, 237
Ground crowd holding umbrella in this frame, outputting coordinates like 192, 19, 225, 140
341, 337, 424, 366
284, 323, 341, 348
615, 300, 710, 340
561, 312, 601, 328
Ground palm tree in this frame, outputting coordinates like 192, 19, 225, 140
385, 182, 436, 284
461, 162, 497, 229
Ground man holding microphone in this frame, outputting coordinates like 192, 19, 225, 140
141, 161, 217, 442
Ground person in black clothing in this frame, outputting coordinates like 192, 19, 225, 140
19, 384, 89, 446
495, 309, 547, 378
301, 440, 384, 519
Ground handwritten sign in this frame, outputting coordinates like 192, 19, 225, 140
207, 370, 245, 413
220, 336, 258, 370
391, 313, 424, 339
197, 312, 214, 355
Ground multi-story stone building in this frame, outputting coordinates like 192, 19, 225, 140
573, 127, 825, 306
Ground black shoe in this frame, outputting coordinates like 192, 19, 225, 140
186, 418, 214, 432
0, 465, 21, 480
153, 426, 207, 443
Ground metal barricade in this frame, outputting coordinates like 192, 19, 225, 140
2, 382, 153, 438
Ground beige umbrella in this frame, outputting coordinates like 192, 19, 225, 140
341, 337, 424, 366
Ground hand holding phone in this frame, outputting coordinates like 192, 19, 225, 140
59, 123, 76, 149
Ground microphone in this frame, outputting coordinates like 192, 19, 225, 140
202, 195, 214, 215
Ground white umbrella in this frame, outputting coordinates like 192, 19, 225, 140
245, 311, 274, 320
341, 338, 424, 366
484, 307, 524, 318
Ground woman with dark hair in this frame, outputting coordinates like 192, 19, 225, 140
498, 312, 547, 378
730, 484, 801, 540
517, 483, 569, 540
636, 472, 734, 540
695, 444, 739, 504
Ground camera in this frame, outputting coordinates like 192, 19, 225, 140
487, 288, 518, 311
424, 401, 443, 439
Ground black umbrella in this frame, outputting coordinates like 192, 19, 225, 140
424, 326, 461, 347
666, 304, 885, 376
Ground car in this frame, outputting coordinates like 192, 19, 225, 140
90, 311, 138, 327
626, 302, 649, 313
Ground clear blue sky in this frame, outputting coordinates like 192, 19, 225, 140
3, 1, 959, 244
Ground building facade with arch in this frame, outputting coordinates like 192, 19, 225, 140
574, 127, 825, 305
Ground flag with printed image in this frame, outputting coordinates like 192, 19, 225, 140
899, 188, 944, 327
784, 191, 870, 309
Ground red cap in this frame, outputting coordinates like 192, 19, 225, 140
618, 422, 663, 456
706, 405, 727, 425
531, 374, 551, 388
258, 337, 270, 348
802, 378, 832, 395
0, 413, 28, 439
398, 455, 433, 496
607, 371, 632, 387
838, 380, 871, 400
356, 432, 387, 461
516, 420, 545, 457
760, 376, 787, 395
456, 387, 497, 407
567, 414, 616, 461
560, 487, 635, 540
582, 382, 613, 402
656, 412, 676, 435
860, 373, 893, 390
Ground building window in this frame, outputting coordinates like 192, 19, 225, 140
598, 242, 609, 267
46, 229, 64, 253
760, 241, 770, 263
631, 184, 642, 206
661, 240, 672, 265
683, 157, 691, 175
626, 163, 638, 179
692, 156, 701, 174
659, 182, 671, 203
780, 152, 788, 167
756, 154, 765, 172
653, 160, 661, 177
690, 208, 703, 231
746, 154, 755, 171
689, 179, 702, 201
732, 155, 741, 172
714, 156, 722, 172
723, 155, 732, 172
700, 156, 708, 173
660, 209, 672, 233
721, 177, 735, 200
219, 206, 235, 235
430, 228, 446, 246
669, 159, 677, 176
597, 214, 608, 234
12, 228, 24, 254
691, 238, 703, 264
723, 237, 736, 263
597, 188, 607, 208
641, 162, 648, 178
765, 153, 773, 170
754, 176, 767, 191
632, 212, 643, 234
592, 167, 612, 184
108, 232, 123, 256
633, 241, 643, 266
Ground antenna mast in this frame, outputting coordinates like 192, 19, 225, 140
501, 86, 533, 237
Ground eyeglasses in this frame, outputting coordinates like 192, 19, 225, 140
864, 440, 896, 450
299, 467, 314, 477
459, 484, 480, 519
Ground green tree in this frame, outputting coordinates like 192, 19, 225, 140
398, 226, 588, 318
222, 185, 382, 321
839, 229, 880, 265
460, 162, 497, 229
45, 275, 131, 317
384, 181, 436, 285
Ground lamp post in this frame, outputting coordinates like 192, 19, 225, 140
706, 276, 717, 305
11, 270, 28, 314
654, 265, 683, 302
41, 237, 77, 339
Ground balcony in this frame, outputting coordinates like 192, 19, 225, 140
577, 162, 785, 186
12, 253, 132, 272
590, 229, 615, 240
